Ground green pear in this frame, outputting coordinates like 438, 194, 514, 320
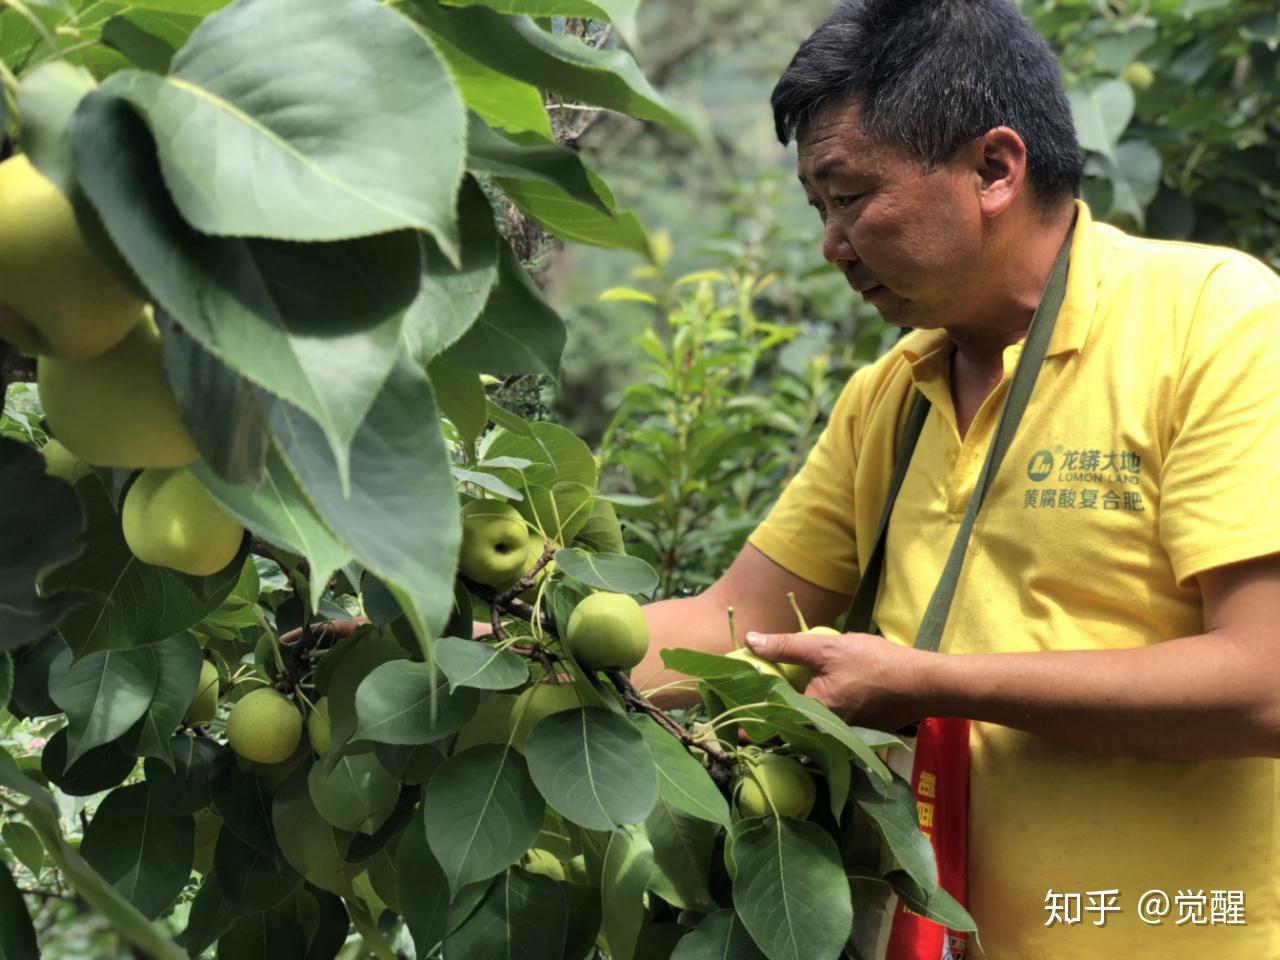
184, 660, 220, 725
122, 468, 245, 576
308, 698, 332, 756
565, 592, 649, 672
520, 848, 565, 881
39, 438, 91, 484
725, 647, 812, 691
453, 693, 518, 753
226, 688, 302, 765
0, 154, 145, 359
735, 754, 816, 820
1121, 62, 1155, 90
37, 313, 199, 468
458, 499, 530, 587
563, 854, 590, 885
510, 682, 582, 752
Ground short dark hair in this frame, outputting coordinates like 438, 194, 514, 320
772, 0, 1083, 202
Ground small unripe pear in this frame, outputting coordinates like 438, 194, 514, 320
226, 688, 302, 765
735, 754, 816, 820
520, 848, 565, 881
184, 660, 220, 726
308, 698, 332, 756
565, 592, 649, 672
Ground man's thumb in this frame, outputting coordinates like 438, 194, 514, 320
745, 631, 822, 666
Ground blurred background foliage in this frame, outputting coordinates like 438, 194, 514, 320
548, 0, 1279, 599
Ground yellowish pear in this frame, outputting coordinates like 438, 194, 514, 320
565, 592, 649, 672
184, 660, 220, 725
0, 154, 145, 359
37, 314, 198, 468
227, 688, 302, 764
122, 468, 244, 576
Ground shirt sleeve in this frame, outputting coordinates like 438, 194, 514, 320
747, 368, 867, 594
1159, 253, 1280, 587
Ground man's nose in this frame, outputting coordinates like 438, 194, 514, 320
822, 221, 854, 265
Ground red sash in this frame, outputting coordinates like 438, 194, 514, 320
884, 716, 971, 960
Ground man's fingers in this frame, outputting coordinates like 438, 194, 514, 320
744, 631, 829, 666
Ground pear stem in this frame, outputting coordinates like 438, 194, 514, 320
786, 592, 810, 632
727, 605, 740, 650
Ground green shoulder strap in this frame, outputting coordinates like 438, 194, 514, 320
839, 224, 1075, 656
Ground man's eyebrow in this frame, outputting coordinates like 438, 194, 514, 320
799, 159, 859, 186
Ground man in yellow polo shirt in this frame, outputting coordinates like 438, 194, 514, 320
632, 0, 1280, 957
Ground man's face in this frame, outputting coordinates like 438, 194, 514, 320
796, 100, 984, 330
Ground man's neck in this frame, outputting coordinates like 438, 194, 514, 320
949, 200, 1077, 374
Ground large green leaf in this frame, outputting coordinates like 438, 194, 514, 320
216, 912, 307, 960
669, 909, 766, 960
599, 827, 653, 960
402, 177, 501, 367
192, 448, 351, 614
412, 1, 693, 136
145, 735, 225, 815
481, 422, 598, 534
0, 439, 86, 652
444, 867, 568, 959
0, 860, 38, 960
41, 474, 244, 658
850, 767, 940, 898
40, 729, 135, 797
644, 797, 716, 911
47, 646, 157, 764
307, 746, 401, 835
428, 32, 552, 137
1068, 79, 1134, 161
105, 0, 466, 251
80, 783, 194, 919
118, 632, 204, 768
525, 707, 658, 830
427, 357, 489, 461
467, 113, 608, 212
265, 357, 459, 659
767, 685, 891, 783
441, 0, 639, 48
71, 92, 419, 487
213, 827, 301, 913
271, 770, 355, 897
396, 804, 452, 956
353, 660, 480, 745
423, 744, 545, 894
497, 172, 651, 256
555, 547, 658, 594
444, 241, 568, 377
434, 636, 529, 691
726, 818, 853, 960
882, 868, 976, 932
632, 715, 729, 828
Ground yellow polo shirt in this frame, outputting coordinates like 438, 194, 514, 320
748, 201, 1280, 958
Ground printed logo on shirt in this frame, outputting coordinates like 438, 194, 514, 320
1022, 446, 1146, 513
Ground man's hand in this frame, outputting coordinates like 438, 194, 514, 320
744, 629, 930, 732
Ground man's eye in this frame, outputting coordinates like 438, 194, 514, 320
833, 194, 862, 209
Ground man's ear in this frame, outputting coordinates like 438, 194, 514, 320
973, 126, 1028, 218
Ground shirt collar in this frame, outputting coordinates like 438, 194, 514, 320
898, 198, 1101, 372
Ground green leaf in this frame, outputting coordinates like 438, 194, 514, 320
482, 422, 598, 511
851, 767, 940, 898
0, 439, 86, 652
631, 715, 730, 828
265, 357, 459, 661
397, 804, 453, 955
435, 636, 530, 691
16, 60, 96, 198
599, 827, 653, 960
525, 707, 658, 831
320, 628, 407, 747
497, 172, 651, 256
726, 818, 853, 960
669, 909, 767, 960
768, 685, 891, 783
308, 746, 401, 835
41, 476, 243, 658
213, 827, 301, 913
272, 770, 355, 897
145, 735, 225, 814
353, 660, 480, 745
80, 783, 194, 919
0, 860, 39, 960
41, 729, 136, 798
412, 1, 694, 136
101, 15, 176, 72
467, 113, 609, 212
555, 547, 658, 594
216, 911, 307, 960
571, 500, 626, 555
1090, 140, 1162, 229
445, 241, 568, 377
183, 874, 237, 957
423, 744, 545, 894
71, 94, 420, 488
428, 33, 552, 137
47, 647, 157, 765
444, 867, 568, 959
440, 0, 639, 47
119, 633, 204, 768
0, 654, 12, 713
209, 764, 278, 858
882, 868, 976, 932
428, 357, 490, 459
644, 798, 716, 911
1, 821, 44, 879
1068, 79, 1134, 160
192, 450, 352, 614
105, 0, 467, 251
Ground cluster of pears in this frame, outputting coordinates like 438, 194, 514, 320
1, 155, 245, 578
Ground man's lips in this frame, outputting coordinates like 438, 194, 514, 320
841, 270, 883, 298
